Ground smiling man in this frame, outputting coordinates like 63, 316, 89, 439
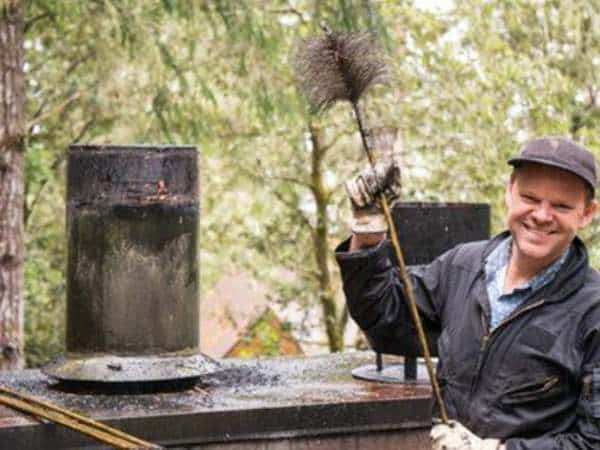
336, 137, 600, 450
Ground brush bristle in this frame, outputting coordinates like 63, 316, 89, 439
294, 30, 388, 112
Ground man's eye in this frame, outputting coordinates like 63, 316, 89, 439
521, 195, 537, 203
555, 204, 573, 212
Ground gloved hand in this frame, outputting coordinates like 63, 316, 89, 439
430, 420, 502, 450
345, 159, 401, 234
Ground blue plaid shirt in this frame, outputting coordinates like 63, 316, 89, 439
484, 236, 570, 330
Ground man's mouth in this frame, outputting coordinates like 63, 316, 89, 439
522, 222, 554, 236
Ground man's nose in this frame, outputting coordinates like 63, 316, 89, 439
531, 203, 553, 222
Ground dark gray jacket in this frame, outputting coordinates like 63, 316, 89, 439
336, 232, 600, 450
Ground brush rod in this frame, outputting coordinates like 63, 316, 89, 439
352, 103, 449, 423
0, 385, 163, 449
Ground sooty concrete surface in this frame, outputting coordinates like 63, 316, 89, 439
0, 352, 433, 449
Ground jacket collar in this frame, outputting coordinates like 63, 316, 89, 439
481, 231, 588, 304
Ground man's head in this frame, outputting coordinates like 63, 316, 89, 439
505, 137, 598, 271
508, 137, 597, 201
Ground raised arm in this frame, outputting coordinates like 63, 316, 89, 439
336, 235, 450, 356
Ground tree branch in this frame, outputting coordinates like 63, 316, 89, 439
71, 117, 95, 144
27, 92, 80, 131
23, 153, 65, 228
271, 189, 314, 233
24, 12, 52, 33
270, 173, 313, 190
24, 117, 94, 227
266, 6, 306, 23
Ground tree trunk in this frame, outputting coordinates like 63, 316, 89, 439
309, 123, 344, 353
0, 0, 25, 370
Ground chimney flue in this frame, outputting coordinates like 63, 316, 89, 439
44, 145, 218, 387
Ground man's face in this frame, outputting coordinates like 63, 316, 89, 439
505, 163, 597, 269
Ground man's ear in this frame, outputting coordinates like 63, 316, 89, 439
580, 199, 598, 228
505, 174, 516, 209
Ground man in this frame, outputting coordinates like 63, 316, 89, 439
336, 137, 600, 450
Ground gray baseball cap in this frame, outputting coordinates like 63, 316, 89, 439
508, 137, 597, 194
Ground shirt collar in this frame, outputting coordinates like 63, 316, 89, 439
485, 236, 571, 293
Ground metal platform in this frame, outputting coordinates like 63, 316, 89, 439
0, 352, 433, 449
352, 361, 431, 384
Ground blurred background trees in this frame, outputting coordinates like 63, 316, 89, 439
5, 0, 598, 367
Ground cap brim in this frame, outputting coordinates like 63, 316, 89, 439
507, 156, 595, 193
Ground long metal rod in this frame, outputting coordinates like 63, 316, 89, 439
352, 103, 449, 423
0, 385, 163, 449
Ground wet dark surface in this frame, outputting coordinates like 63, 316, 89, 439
0, 352, 433, 448
1, 353, 430, 419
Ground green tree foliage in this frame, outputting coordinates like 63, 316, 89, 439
21, 0, 599, 364
395, 0, 599, 244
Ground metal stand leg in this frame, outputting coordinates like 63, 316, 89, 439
404, 357, 417, 381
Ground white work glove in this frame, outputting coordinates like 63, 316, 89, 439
431, 420, 503, 450
345, 159, 401, 234
345, 127, 402, 235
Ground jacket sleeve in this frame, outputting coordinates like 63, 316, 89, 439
505, 320, 600, 450
335, 237, 451, 356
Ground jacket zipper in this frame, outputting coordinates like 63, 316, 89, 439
470, 299, 546, 399
481, 298, 546, 352
543, 376, 559, 391
504, 375, 559, 399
